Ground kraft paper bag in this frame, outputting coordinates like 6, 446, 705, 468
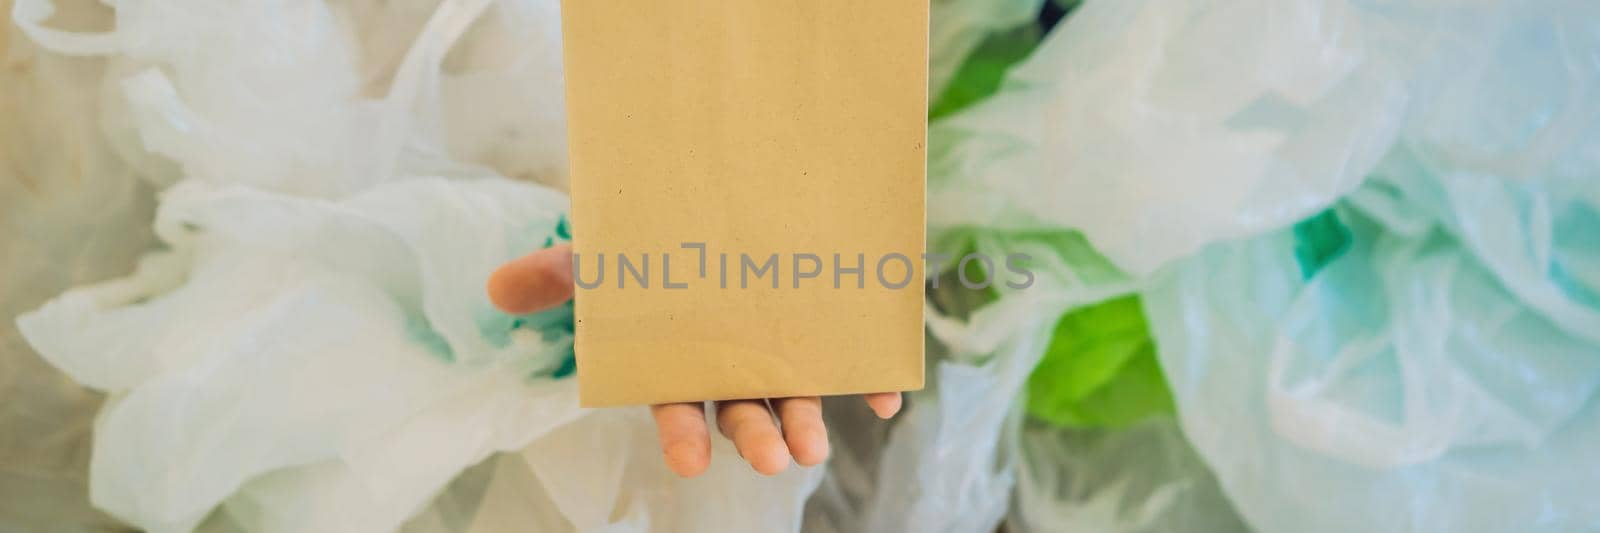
561, 0, 928, 406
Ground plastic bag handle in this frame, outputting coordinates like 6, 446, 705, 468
12, 0, 122, 56
371, 0, 498, 182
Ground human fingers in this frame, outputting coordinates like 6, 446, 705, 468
772, 397, 828, 466
715, 399, 790, 475
486, 243, 574, 314
863, 392, 902, 419
651, 402, 711, 477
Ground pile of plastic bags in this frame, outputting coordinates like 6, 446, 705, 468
929, 0, 1600, 531
3, 0, 1596, 531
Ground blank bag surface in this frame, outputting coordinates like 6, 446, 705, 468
562, 0, 928, 406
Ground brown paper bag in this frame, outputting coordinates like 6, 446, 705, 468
562, 0, 927, 406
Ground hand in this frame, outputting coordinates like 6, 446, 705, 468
486, 243, 903, 477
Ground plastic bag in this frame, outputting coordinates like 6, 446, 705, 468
818, 2, 1199, 523
1146, 145, 1600, 531
927, 0, 1436, 275
17, 177, 581, 533
928, 0, 1044, 100
922, 2, 1600, 532
1024, 293, 1172, 429
868, 0, 1212, 524
1126, 1, 1600, 529
408, 409, 825, 533
12, 0, 570, 195
1, 0, 155, 530
796, 225, 1140, 532
1007, 418, 1246, 533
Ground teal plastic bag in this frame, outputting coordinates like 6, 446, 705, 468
1146, 177, 1600, 532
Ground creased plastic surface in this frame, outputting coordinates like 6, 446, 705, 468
924, 0, 1600, 531
1, 0, 150, 530
799, 226, 1143, 533
1134, 1, 1600, 520
420, 409, 825, 533
18, 178, 580, 533
1146, 197, 1600, 531
928, 0, 1419, 275
799, 1, 1236, 527
1125, 0, 1600, 529
1025, 293, 1173, 429
928, 0, 1043, 98
14, 0, 1597, 531
1007, 419, 1246, 533
11, 0, 570, 195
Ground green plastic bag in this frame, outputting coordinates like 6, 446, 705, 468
1025, 295, 1174, 428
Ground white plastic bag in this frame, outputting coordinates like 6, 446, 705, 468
928, 0, 1429, 275
444, 409, 825, 533
13, 0, 571, 195
802, 228, 1138, 533
929, 0, 1044, 97
18, 177, 581, 533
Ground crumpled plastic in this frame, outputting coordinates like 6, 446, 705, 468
401, 409, 823, 533
841, 0, 1232, 529
1130, 1, 1600, 529
799, 224, 1150, 532
16, 0, 1593, 531
801, 1, 1235, 529
928, 0, 1045, 121
0, 0, 152, 529
928, 0, 1044, 101
807, 224, 1244, 532
1146, 184, 1600, 531
10, 0, 830, 531
1007, 418, 1246, 533
12, 0, 569, 194
17, 169, 582, 533
928, 0, 1427, 276
1024, 293, 1172, 429
924, 0, 1600, 532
